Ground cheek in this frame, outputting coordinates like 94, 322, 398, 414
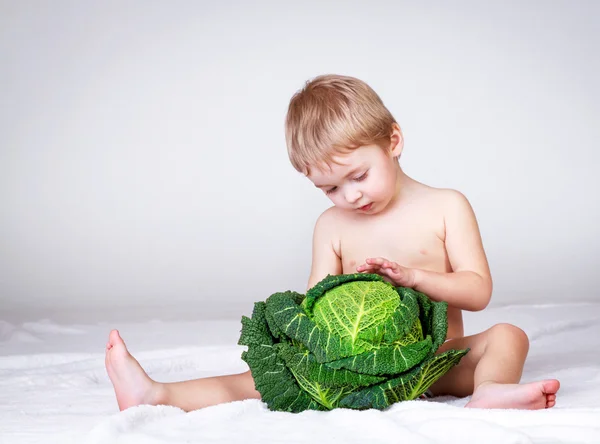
369, 176, 390, 197
328, 193, 344, 206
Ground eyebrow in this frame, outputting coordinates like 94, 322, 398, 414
314, 166, 364, 188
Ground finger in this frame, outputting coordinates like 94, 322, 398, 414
366, 257, 386, 265
380, 261, 399, 272
358, 264, 380, 273
378, 261, 398, 273
384, 268, 403, 282
365, 268, 389, 278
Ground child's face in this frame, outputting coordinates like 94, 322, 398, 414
307, 143, 400, 215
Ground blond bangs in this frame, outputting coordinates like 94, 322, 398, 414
285, 74, 396, 174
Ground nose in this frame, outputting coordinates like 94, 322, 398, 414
344, 187, 362, 204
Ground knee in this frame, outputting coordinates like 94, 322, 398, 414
489, 323, 529, 352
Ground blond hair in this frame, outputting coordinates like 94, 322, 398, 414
285, 74, 397, 173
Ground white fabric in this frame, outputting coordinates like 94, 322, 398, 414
1, 304, 599, 444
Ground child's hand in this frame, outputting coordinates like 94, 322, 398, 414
356, 257, 417, 288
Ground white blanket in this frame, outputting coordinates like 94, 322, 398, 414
85, 399, 600, 444
1, 304, 599, 444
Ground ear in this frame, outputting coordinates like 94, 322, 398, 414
389, 123, 404, 158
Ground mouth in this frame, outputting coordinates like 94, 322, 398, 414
358, 203, 373, 211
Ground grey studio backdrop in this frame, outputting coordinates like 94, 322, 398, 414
1, 1, 598, 323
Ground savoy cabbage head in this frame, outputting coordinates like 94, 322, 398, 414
238, 273, 469, 412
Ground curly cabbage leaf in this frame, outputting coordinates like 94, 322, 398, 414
238, 273, 469, 412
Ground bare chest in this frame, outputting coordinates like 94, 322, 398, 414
336, 209, 451, 274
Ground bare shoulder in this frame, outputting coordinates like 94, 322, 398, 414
416, 186, 473, 216
315, 206, 342, 231
404, 185, 475, 239
315, 206, 352, 251
432, 188, 489, 270
414, 184, 468, 203
407, 184, 472, 214
315, 205, 355, 230
437, 188, 473, 211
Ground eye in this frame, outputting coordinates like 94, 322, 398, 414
325, 186, 338, 195
354, 171, 368, 182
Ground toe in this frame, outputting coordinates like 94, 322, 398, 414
542, 379, 560, 394
109, 329, 124, 346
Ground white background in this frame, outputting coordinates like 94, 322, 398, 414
1, 1, 598, 322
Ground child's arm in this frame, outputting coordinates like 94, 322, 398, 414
358, 190, 492, 311
412, 269, 491, 312
306, 210, 342, 290
413, 190, 492, 311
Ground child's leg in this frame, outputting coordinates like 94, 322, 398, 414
105, 330, 260, 412
429, 323, 560, 409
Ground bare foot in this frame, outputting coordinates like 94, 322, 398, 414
105, 329, 163, 411
465, 379, 560, 410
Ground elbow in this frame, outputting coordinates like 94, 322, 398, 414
470, 275, 493, 312
472, 294, 491, 312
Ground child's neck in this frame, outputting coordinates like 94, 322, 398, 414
382, 165, 416, 214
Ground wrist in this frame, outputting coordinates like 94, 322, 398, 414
410, 268, 423, 289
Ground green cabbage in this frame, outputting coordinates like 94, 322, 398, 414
238, 273, 469, 412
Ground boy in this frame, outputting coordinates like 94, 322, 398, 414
105, 74, 560, 412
